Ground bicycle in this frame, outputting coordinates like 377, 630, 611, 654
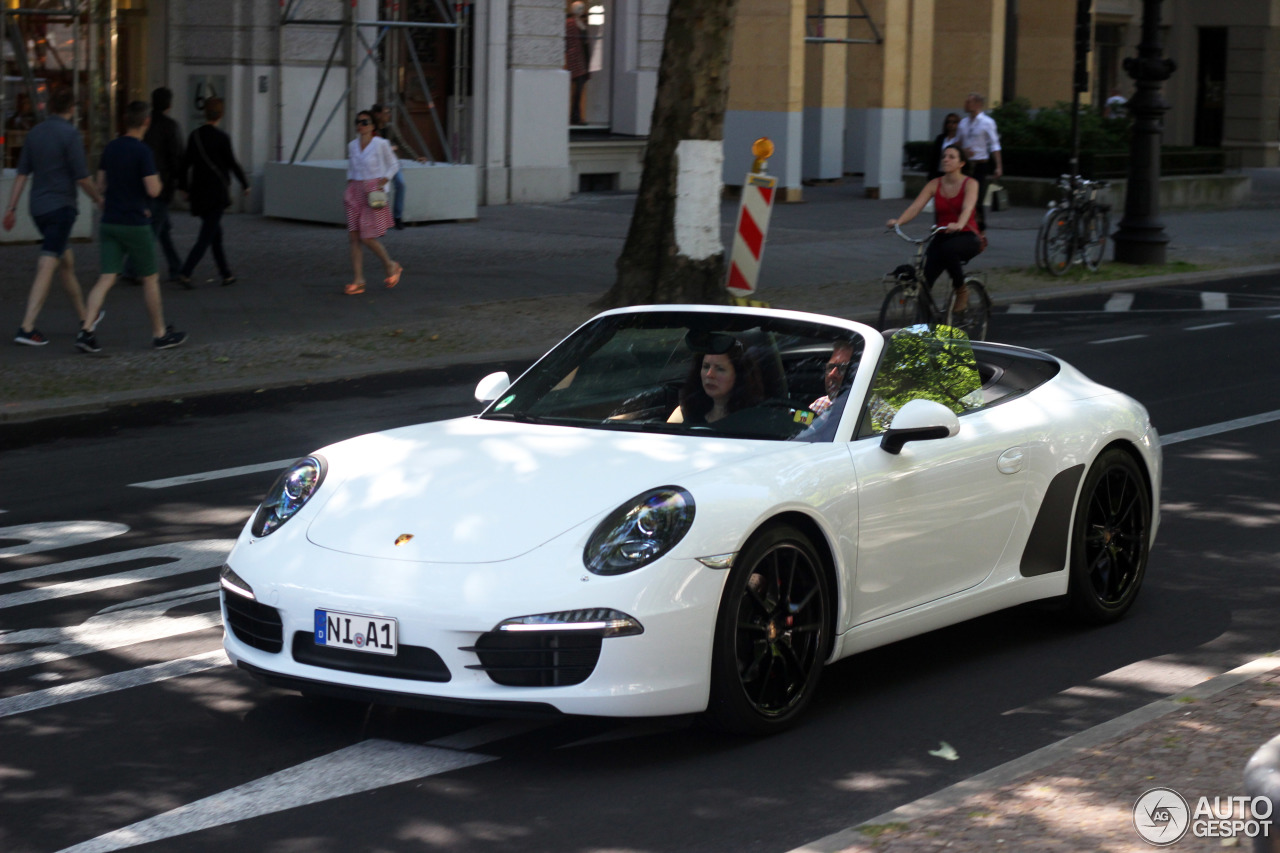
878, 224, 991, 341
1034, 175, 1112, 276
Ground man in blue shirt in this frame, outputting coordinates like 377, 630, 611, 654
2, 89, 104, 346
77, 101, 186, 353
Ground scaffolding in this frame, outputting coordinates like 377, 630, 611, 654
1, 0, 113, 167
278, 0, 471, 166
806, 0, 882, 45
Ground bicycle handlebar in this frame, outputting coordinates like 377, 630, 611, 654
889, 223, 946, 244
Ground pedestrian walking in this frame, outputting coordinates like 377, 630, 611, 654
565, 1, 591, 125
926, 113, 961, 181
956, 92, 1003, 234
372, 102, 428, 230
122, 87, 185, 283
342, 109, 402, 296
76, 100, 186, 353
3, 88, 104, 347
177, 97, 249, 288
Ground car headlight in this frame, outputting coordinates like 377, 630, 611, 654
251, 455, 327, 537
583, 487, 695, 575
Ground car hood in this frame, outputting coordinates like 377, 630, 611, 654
305, 416, 779, 563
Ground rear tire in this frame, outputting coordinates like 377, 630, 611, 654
944, 278, 991, 341
1067, 449, 1151, 624
1081, 207, 1110, 272
1043, 211, 1074, 277
879, 283, 926, 332
706, 524, 830, 735
1034, 208, 1057, 270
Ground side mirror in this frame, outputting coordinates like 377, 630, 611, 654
474, 371, 511, 403
880, 398, 960, 455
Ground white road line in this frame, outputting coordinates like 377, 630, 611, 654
59, 738, 497, 853
0, 521, 129, 558
1006, 304, 1035, 314
0, 610, 222, 673
1201, 292, 1229, 310
1185, 321, 1233, 331
129, 460, 294, 489
1270, 313, 1280, 319
1104, 292, 1134, 312
1163, 409, 1280, 446
1088, 334, 1148, 345
0, 650, 228, 719
0, 540, 233, 607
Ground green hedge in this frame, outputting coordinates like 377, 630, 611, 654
905, 99, 1229, 178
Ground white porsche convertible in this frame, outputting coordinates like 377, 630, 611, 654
221, 305, 1161, 734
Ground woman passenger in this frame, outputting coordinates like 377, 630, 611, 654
668, 337, 764, 425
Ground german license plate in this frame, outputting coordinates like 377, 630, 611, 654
314, 609, 398, 656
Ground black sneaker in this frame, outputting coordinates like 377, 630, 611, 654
394, 218, 405, 230
75, 329, 102, 353
15, 327, 49, 346
221, 274, 237, 286
177, 274, 194, 290
153, 325, 187, 350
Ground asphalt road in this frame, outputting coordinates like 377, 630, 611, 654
2, 275, 1279, 853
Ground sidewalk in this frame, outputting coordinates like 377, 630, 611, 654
3, 171, 1280, 850
3, 170, 1280, 423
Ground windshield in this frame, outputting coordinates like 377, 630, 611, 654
479, 311, 867, 442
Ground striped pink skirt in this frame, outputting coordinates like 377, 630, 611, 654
344, 179, 393, 239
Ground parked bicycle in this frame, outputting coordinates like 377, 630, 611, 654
1034, 175, 1112, 276
878, 224, 991, 341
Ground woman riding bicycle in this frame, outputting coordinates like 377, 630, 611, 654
886, 144, 982, 297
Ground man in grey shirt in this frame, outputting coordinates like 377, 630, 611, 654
2, 88, 104, 346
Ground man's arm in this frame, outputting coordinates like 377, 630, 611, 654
76, 176, 103, 207
144, 174, 163, 198
2, 173, 28, 231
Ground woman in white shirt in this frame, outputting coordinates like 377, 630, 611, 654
343, 110, 402, 295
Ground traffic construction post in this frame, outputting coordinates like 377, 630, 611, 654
726, 137, 777, 303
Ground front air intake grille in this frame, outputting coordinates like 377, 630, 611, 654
291, 632, 451, 682
462, 631, 602, 687
223, 593, 284, 653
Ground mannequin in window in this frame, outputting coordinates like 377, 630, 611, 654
565, 1, 591, 125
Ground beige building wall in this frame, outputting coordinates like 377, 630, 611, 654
1016, 0, 1077, 106
725, 0, 807, 195
932, 0, 1006, 109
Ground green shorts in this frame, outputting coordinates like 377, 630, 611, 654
99, 222, 158, 277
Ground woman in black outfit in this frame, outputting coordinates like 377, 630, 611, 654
178, 97, 249, 287
926, 113, 961, 180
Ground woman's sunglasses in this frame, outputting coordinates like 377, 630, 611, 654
355, 118, 372, 126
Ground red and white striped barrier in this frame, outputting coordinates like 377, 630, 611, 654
726, 172, 777, 296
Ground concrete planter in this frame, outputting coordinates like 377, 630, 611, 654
263, 160, 478, 225
903, 172, 1252, 212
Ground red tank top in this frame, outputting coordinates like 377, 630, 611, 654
934, 177, 979, 234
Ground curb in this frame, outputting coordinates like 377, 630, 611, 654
787, 651, 1280, 853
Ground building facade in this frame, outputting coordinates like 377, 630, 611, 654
2, 0, 1276, 218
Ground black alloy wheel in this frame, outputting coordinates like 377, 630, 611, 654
707, 524, 830, 734
1068, 448, 1151, 623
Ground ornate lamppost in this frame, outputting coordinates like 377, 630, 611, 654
1113, 0, 1177, 264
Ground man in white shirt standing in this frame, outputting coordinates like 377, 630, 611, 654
957, 92, 1003, 234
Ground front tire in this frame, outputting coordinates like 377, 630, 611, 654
706, 524, 830, 735
945, 278, 991, 341
1067, 449, 1151, 623
1043, 210, 1075, 277
1080, 207, 1110, 272
879, 283, 926, 332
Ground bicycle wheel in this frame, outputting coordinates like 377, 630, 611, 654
945, 278, 991, 341
1043, 210, 1075, 277
1080, 206, 1110, 272
879, 283, 927, 331
1034, 208, 1057, 270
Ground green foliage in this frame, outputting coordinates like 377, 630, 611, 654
989, 98, 1130, 152
868, 324, 981, 432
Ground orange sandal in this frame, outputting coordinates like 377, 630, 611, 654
384, 263, 403, 289
344, 282, 366, 295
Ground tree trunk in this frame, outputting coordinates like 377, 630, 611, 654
600, 0, 741, 308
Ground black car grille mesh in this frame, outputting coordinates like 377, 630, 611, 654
223, 593, 284, 653
291, 632, 451, 682
463, 631, 602, 687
